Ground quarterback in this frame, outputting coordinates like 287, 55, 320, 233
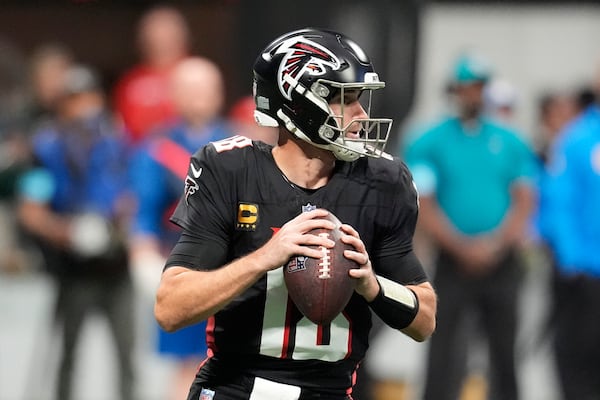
155, 28, 437, 400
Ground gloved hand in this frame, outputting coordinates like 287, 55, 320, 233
69, 213, 112, 258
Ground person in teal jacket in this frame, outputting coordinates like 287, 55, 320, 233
402, 53, 536, 400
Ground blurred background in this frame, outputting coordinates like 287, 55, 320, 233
1, 0, 599, 399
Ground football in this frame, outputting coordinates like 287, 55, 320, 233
283, 211, 358, 325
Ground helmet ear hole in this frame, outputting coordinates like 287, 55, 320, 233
318, 126, 336, 140
311, 82, 331, 98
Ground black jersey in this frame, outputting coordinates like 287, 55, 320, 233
166, 135, 427, 394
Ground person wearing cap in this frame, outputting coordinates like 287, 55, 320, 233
17, 64, 135, 400
401, 52, 536, 400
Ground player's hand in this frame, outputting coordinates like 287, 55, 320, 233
458, 236, 503, 275
340, 224, 379, 302
256, 209, 336, 271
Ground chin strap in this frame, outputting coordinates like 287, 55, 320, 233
274, 109, 362, 162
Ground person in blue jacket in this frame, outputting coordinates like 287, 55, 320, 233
18, 64, 135, 400
541, 74, 600, 400
128, 56, 233, 400
402, 52, 536, 400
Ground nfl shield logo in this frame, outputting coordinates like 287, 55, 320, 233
199, 388, 215, 400
302, 203, 317, 213
288, 256, 307, 273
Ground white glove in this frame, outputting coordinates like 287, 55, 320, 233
69, 213, 112, 258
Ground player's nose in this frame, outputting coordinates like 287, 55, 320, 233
349, 100, 368, 119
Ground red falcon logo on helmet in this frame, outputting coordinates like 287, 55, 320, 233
274, 37, 341, 100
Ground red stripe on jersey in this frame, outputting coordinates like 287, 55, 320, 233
195, 352, 212, 374
347, 363, 359, 397
317, 324, 323, 344
206, 315, 217, 353
316, 323, 331, 346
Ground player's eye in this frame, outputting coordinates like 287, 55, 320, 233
330, 90, 361, 106
343, 90, 361, 105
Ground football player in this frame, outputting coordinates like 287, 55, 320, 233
154, 28, 437, 400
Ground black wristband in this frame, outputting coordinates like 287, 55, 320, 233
368, 276, 419, 330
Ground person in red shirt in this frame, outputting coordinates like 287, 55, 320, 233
113, 5, 190, 144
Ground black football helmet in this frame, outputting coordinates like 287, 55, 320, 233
252, 28, 392, 161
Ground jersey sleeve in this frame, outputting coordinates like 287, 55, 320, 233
166, 143, 235, 271
371, 161, 428, 285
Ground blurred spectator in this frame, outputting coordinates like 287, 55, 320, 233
28, 43, 74, 121
128, 56, 232, 400
0, 37, 31, 135
17, 64, 135, 400
228, 95, 278, 145
576, 86, 596, 111
541, 67, 600, 400
535, 91, 577, 164
530, 91, 578, 253
484, 77, 519, 125
0, 37, 38, 273
113, 4, 190, 144
402, 51, 536, 400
